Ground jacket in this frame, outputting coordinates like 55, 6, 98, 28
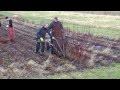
35, 27, 52, 40
48, 21, 63, 38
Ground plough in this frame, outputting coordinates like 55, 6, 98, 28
43, 35, 66, 58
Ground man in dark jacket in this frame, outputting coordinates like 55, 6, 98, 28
48, 17, 64, 53
35, 23, 52, 54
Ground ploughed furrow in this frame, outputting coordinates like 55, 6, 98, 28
2, 24, 34, 39
0, 42, 25, 68
1, 19, 120, 68
15, 31, 48, 62
2, 24, 48, 61
1, 25, 46, 66
2, 24, 34, 44
13, 21, 37, 35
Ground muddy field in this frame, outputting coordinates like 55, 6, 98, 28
0, 19, 78, 79
0, 17, 120, 79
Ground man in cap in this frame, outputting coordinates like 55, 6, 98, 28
35, 23, 53, 54
48, 17, 64, 54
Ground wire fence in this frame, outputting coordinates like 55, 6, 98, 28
62, 18, 120, 40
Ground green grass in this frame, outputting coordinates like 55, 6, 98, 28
0, 11, 120, 39
45, 63, 120, 79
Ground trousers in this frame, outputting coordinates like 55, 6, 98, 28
36, 41, 45, 53
8, 27, 15, 42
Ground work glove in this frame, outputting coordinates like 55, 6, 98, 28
6, 25, 9, 28
6, 25, 9, 30
38, 37, 44, 42
48, 39, 51, 42
40, 37, 44, 42
52, 37, 55, 40
50, 31, 52, 34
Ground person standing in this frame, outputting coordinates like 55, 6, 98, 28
48, 17, 64, 53
35, 23, 52, 54
5, 17, 15, 42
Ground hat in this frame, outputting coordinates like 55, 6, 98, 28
5, 16, 8, 19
